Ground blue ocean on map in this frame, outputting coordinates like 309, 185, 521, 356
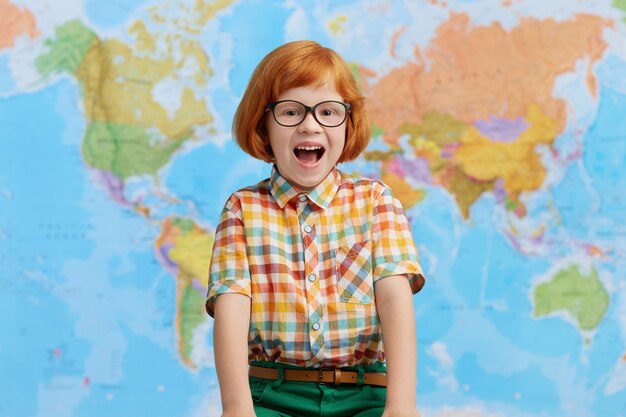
0, 82, 91, 417
165, 140, 266, 225
85, 0, 150, 29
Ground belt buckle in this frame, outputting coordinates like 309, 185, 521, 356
318, 367, 341, 386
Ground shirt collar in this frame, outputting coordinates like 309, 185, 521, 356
269, 165, 340, 209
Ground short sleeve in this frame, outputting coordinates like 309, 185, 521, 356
371, 184, 425, 294
205, 195, 252, 317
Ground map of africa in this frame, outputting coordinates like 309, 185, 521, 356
1, 0, 626, 416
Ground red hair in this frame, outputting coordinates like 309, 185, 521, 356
233, 40, 370, 163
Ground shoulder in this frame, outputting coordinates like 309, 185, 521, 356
222, 178, 272, 211
227, 177, 271, 201
336, 169, 390, 200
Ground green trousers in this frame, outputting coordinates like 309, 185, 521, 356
249, 361, 387, 417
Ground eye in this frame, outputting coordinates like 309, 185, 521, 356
283, 108, 301, 117
316, 102, 344, 118
275, 102, 304, 118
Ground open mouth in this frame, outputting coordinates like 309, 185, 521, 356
293, 145, 325, 164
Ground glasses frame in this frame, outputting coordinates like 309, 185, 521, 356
265, 100, 351, 128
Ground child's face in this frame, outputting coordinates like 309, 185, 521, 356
266, 83, 347, 191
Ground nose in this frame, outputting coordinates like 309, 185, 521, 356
297, 111, 323, 133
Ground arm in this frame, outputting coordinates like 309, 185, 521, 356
376, 275, 420, 417
213, 293, 255, 417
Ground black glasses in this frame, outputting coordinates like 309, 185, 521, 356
265, 100, 351, 128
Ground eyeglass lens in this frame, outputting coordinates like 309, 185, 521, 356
271, 101, 348, 127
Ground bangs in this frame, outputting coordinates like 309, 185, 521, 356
271, 54, 345, 100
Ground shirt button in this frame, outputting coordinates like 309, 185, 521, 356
299, 195, 307, 202
312, 322, 321, 331
303, 225, 312, 233
307, 273, 316, 282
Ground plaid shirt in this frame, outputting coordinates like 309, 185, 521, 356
206, 166, 424, 367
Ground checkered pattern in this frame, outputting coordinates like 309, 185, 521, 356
206, 166, 424, 367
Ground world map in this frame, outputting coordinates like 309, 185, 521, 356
1, 0, 626, 416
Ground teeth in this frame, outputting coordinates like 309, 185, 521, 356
296, 146, 322, 151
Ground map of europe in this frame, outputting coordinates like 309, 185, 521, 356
1, 0, 626, 416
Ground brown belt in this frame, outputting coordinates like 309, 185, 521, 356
249, 365, 387, 387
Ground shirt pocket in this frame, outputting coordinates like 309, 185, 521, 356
333, 241, 374, 304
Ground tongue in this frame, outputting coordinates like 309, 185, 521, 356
294, 149, 319, 164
